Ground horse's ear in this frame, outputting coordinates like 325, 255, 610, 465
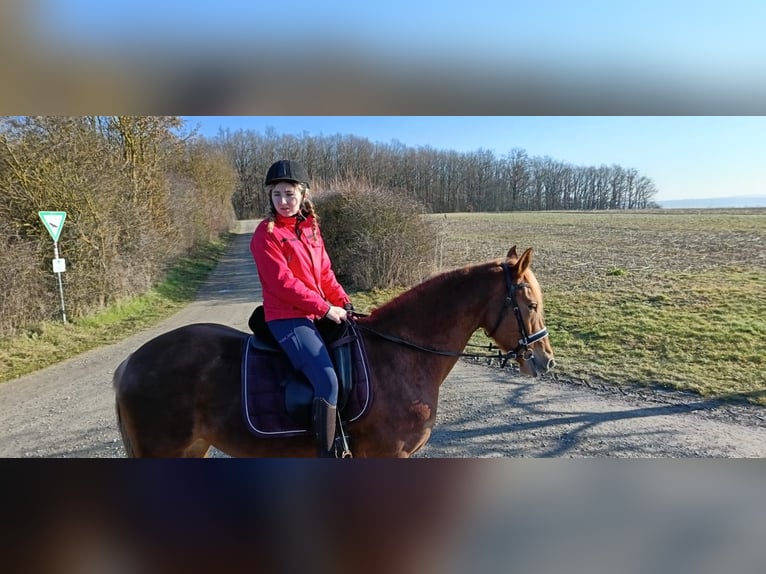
506, 246, 518, 262
511, 248, 534, 275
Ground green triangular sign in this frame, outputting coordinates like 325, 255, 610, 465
38, 211, 67, 242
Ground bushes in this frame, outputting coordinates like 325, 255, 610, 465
0, 229, 53, 333
0, 116, 237, 337
315, 179, 441, 290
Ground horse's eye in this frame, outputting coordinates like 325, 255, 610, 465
528, 303, 538, 312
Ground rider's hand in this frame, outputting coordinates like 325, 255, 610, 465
324, 305, 348, 324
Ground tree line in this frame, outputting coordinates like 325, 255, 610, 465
215, 128, 659, 219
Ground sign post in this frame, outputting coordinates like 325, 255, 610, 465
38, 211, 68, 323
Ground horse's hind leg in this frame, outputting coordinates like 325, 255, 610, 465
113, 359, 138, 457
115, 399, 137, 457
115, 395, 205, 458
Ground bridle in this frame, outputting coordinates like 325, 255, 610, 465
484, 261, 549, 360
355, 261, 549, 367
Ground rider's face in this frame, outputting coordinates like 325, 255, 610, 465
271, 183, 302, 217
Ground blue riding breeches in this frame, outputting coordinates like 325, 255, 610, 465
267, 318, 339, 406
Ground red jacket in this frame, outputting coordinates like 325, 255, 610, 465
251, 214, 350, 322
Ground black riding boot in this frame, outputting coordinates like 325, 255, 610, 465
312, 397, 338, 458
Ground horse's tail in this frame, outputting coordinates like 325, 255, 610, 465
113, 357, 136, 458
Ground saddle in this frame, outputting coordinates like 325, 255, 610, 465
241, 306, 372, 438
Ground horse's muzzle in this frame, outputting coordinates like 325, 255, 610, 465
523, 353, 556, 377
544, 358, 556, 371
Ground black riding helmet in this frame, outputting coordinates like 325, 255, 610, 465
264, 160, 310, 188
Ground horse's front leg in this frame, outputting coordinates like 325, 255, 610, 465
401, 428, 433, 457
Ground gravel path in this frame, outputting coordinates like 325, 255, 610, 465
2, 221, 765, 458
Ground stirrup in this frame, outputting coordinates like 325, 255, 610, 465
335, 411, 353, 458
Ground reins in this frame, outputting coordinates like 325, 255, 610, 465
352, 261, 549, 368
356, 319, 530, 369
356, 322, 503, 359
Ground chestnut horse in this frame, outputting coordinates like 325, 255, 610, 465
113, 246, 555, 457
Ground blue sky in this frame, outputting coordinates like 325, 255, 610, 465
183, 116, 766, 202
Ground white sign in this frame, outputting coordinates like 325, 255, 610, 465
52, 258, 66, 273
38, 211, 67, 242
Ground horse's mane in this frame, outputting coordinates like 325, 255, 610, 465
364, 259, 501, 323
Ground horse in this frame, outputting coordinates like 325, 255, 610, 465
113, 246, 555, 458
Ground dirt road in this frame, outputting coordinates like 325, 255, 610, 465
2, 221, 765, 458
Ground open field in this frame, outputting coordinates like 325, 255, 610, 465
426, 209, 766, 404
